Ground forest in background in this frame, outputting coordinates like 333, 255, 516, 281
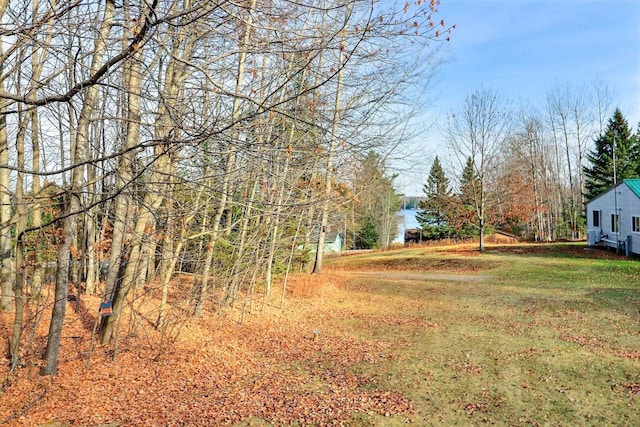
415, 94, 640, 250
0, 0, 637, 378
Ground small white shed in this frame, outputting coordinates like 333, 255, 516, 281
586, 178, 640, 256
324, 232, 344, 253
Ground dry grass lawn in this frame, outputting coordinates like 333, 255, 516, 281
1, 242, 639, 426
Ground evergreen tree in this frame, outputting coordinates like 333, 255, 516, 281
454, 156, 481, 238
353, 215, 379, 249
630, 123, 640, 176
351, 151, 401, 249
584, 109, 639, 201
417, 156, 454, 239
459, 157, 479, 206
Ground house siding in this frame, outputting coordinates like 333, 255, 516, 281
586, 180, 640, 255
325, 237, 343, 252
323, 233, 344, 253
305, 232, 344, 254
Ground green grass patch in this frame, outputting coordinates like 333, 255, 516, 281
324, 243, 640, 425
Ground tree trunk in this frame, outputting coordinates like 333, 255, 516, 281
0, 11, 14, 310
40, 216, 72, 376
313, 19, 346, 274
84, 93, 109, 295
157, 201, 191, 328
41, 0, 115, 376
27, 0, 54, 297
10, 101, 28, 370
29, 101, 45, 297
100, 51, 146, 343
196, 0, 256, 311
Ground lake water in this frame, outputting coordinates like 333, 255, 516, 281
394, 209, 420, 243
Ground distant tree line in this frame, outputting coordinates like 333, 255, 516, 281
416, 86, 640, 250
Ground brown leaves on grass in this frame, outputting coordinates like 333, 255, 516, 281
462, 389, 504, 416
326, 245, 496, 273
337, 309, 440, 330
231, 310, 405, 370
614, 382, 640, 397
560, 334, 640, 361
286, 273, 335, 299
364, 257, 489, 273
486, 243, 630, 260
0, 274, 415, 426
445, 361, 484, 375
463, 401, 489, 414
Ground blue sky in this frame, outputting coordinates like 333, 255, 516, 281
395, 0, 640, 195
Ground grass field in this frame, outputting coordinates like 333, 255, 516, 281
324, 242, 640, 425
1, 242, 639, 426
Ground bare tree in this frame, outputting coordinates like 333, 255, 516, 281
502, 106, 554, 240
446, 88, 511, 251
0, 0, 452, 369
98, 0, 150, 346
41, 0, 117, 376
592, 78, 614, 136
0, 0, 12, 311
545, 83, 603, 238
312, 4, 349, 274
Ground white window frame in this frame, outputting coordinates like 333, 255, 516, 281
592, 210, 600, 228
632, 215, 640, 233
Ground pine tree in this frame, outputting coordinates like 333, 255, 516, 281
630, 123, 640, 176
584, 109, 639, 201
417, 156, 454, 239
417, 157, 452, 224
351, 151, 401, 249
454, 156, 480, 238
353, 215, 379, 249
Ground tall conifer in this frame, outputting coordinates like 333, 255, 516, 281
584, 109, 638, 201
417, 156, 453, 230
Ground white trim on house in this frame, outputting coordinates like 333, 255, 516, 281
586, 179, 640, 256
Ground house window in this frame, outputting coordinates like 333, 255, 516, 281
611, 213, 620, 233
633, 216, 640, 233
592, 210, 600, 227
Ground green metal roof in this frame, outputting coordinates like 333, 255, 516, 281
623, 178, 640, 199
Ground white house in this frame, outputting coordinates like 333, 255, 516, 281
323, 232, 344, 253
306, 232, 345, 254
586, 178, 640, 256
